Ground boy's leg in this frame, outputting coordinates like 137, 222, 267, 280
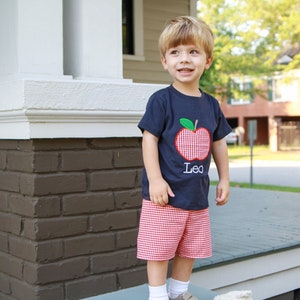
147, 260, 169, 300
171, 256, 195, 281
168, 256, 195, 299
147, 260, 169, 285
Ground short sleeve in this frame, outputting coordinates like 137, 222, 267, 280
138, 93, 166, 138
212, 105, 232, 141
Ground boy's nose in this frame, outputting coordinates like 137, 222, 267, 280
180, 52, 190, 63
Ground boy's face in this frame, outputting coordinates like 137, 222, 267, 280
161, 44, 213, 90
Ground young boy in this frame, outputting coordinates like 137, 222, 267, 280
137, 16, 231, 300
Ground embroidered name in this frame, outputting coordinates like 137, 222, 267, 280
183, 162, 204, 174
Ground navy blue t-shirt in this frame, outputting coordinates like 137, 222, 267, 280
138, 85, 232, 210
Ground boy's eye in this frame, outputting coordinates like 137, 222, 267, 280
170, 50, 179, 55
190, 49, 199, 54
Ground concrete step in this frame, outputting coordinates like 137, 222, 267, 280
83, 283, 217, 300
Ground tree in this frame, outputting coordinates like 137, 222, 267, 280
198, 0, 300, 100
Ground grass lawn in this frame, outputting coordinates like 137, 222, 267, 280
211, 145, 300, 193
227, 145, 300, 162
211, 180, 300, 193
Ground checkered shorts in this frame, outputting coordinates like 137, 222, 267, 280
137, 199, 212, 261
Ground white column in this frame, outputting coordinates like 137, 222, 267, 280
17, 0, 64, 77
0, 0, 163, 140
63, 0, 123, 80
0, 1, 18, 78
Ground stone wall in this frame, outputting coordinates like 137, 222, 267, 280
0, 138, 147, 300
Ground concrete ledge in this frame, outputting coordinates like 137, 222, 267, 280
0, 78, 165, 139
82, 283, 217, 300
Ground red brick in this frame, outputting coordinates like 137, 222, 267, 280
61, 150, 113, 171
64, 233, 115, 258
90, 170, 136, 191
65, 274, 117, 300
90, 210, 137, 232
63, 192, 114, 216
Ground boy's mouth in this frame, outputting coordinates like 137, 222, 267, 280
178, 68, 193, 73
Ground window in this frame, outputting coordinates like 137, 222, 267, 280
122, 0, 134, 55
268, 76, 299, 102
122, 0, 144, 60
227, 79, 254, 105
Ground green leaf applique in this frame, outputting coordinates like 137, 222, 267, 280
179, 118, 198, 130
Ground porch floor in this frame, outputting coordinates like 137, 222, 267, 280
83, 187, 300, 299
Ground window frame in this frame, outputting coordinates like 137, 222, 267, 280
268, 75, 299, 103
228, 79, 254, 105
122, 0, 144, 61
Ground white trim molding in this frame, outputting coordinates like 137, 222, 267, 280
0, 78, 165, 139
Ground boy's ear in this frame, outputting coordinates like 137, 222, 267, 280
161, 56, 168, 70
205, 57, 213, 70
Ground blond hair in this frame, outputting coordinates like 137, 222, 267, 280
158, 16, 214, 59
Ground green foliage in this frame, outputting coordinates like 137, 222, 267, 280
198, 0, 300, 100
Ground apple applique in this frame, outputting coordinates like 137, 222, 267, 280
175, 118, 210, 161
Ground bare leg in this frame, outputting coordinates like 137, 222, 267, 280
171, 256, 195, 281
147, 260, 169, 286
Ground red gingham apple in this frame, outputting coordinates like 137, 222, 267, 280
175, 118, 210, 161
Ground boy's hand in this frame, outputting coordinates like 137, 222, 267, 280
149, 178, 175, 206
215, 179, 230, 206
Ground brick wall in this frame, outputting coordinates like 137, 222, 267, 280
0, 138, 147, 300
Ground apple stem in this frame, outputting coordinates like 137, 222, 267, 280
194, 119, 198, 131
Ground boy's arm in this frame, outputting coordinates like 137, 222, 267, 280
212, 138, 230, 206
142, 130, 175, 206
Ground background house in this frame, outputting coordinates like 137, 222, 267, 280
221, 69, 300, 151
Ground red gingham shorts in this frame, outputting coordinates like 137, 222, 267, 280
137, 199, 212, 261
